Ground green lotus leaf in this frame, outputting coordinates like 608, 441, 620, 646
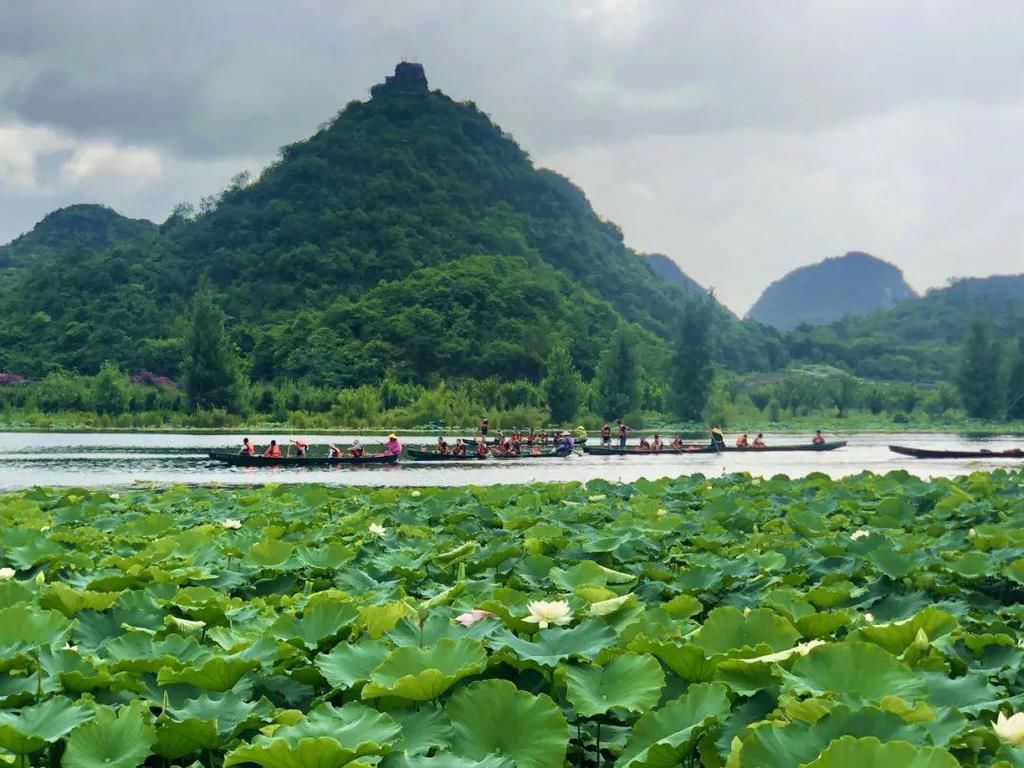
294, 542, 355, 570
945, 550, 993, 579
0, 528, 63, 570
564, 653, 665, 717
168, 691, 274, 736
662, 594, 702, 619
736, 705, 927, 768
224, 736, 378, 768
362, 638, 487, 701
848, 607, 957, 654
692, 607, 800, 657
0, 697, 93, 754
868, 547, 918, 580
447, 679, 567, 768
40, 583, 120, 616
241, 539, 295, 568
715, 658, 782, 696
589, 593, 636, 617
0, 605, 72, 656
615, 682, 730, 768
316, 637, 390, 690
387, 613, 497, 648
802, 735, 959, 767
62, 702, 157, 768
786, 642, 927, 704
101, 631, 211, 674
358, 602, 416, 639
154, 717, 220, 760
923, 670, 1005, 716
0, 580, 34, 609
156, 656, 259, 691
270, 600, 359, 650
273, 703, 400, 751
549, 560, 636, 591
390, 708, 453, 757
383, 754, 514, 768
628, 636, 716, 682
488, 620, 617, 668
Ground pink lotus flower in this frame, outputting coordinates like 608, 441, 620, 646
455, 609, 496, 627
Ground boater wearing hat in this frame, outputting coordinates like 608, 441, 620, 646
384, 434, 402, 456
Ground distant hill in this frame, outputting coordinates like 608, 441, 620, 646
0, 204, 157, 268
784, 274, 1024, 381
645, 253, 706, 295
747, 251, 917, 330
0, 63, 781, 382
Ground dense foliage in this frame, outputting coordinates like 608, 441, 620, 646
1, 472, 1024, 766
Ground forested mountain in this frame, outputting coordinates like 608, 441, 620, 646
645, 253, 705, 295
0, 63, 783, 385
747, 251, 917, 330
784, 274, 1024, 381
0, 204, 157, 268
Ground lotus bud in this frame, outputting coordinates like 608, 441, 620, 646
34, 571, 45, 585
656, 509, 668, 517
913, 628, 929, 650
0, 567, 14, 580
994, 711, 1024, 746
968, 528, 977, 538
864, 612, 874, 623
411, 490, 421, 498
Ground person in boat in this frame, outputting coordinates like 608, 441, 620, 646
652, 433, 664, 452
555, 431, 575, 456
600, 424, 612, 446
574, 425, 587, 443
617, 420, 629, 447
475, 438, 489, 458
539, 429, 549, 446
510, 436, 522, 456
812, 430, 826, 445
526, 429, 536, 447
349, 439, 365, 457
671, 436, 685, 450
753, 433, 766, 448
736, 433, 749, 448
383, 434, 402, 456
709, 427, 726, 450
437, 437, 449, 455
240, 437, 256, 456
453, 438, 467, 456
480, 418, 489, 438
638, 436, 651, 452
290, 439, 309, 457
328, 443, 343, 458
262, 440, 281, 458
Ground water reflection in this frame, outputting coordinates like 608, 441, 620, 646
0, 431, 1019, 489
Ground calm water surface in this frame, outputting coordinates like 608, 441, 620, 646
0, 431, 1020, 489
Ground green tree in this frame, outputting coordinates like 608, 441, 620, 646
1006, 338, 1024, 420
181, 286, 247, 412
35, 370, 90, 412
93, 361, 129, 415
667, 296, 715, 421
957, 316, 1003, 418
593, 326, 639, 419
541, 345, 584, 424
829, 374, 861, 418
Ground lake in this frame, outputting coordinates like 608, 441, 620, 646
0, 431, 1020, 489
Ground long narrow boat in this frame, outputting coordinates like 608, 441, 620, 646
489, 450, 574, 460
889, 445, 1023, 460
406, 448, 485, 462
208, 452, 399, 467
583, 440, 847, 456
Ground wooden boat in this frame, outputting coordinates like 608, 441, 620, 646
583, 440, 848, 456
489, 450, 575, 460
406, 448, 485, 462
208, 452, 399, 467
889, 445, 1023, 460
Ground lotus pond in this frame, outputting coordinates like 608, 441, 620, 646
2, 470, 1024, 767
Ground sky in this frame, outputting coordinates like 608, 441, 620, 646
1, 0, 1022, 314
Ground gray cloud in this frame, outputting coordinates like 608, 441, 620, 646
0, 0, 1022, 311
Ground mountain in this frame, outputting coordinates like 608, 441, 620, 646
0, 204, 157, 268
645, 254, 705, 295
784, 274, 1024, 381
747, 251, 917, 331
0, 63, 781, 383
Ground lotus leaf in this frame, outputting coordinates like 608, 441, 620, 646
786, 642, 927, 704
564, 654, 665, 716
390, 708, 453, 756
316, 637, 390, 690
0, 697, 92, 755
156, 656, 259, 691
802, 735, 959, 767
447, 679, 567, 768
154, 717, 220, 760
692, 607, 800, 657
488, 620, 616, 668
62, 702, 156, 768
362, 638, 487, 701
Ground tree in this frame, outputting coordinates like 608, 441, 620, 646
1006, 338, 1024, 420
593, 326, 639, 419
181, 285, 247, 412
93, 361, 129, 415
829, 374, 860, 418
541, 345, 584, 424
667, 296, 714, 421
957, 316, 1003, 418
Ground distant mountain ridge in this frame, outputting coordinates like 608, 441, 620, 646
645, 253, 706, 296
746, 251, 917, 330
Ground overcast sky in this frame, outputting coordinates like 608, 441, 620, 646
1, 1, 1022, 313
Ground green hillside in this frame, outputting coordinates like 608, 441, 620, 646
784, 274, 1024, 381
0, 63, 781, 384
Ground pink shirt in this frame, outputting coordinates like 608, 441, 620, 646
385, 439, 402, 456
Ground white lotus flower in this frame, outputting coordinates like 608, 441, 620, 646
587, 494, 606, 502
63, 642, 78, 652
524, 600, 573, 629
0, 568, 14, 580
221, 519, 242, 530
863, 612, 875, 623
994, 711, 1024, 746
455, 609, 496, 627
968, 528, 977, 538
411, 490, 421, 498
109, 493, 120, 500
656, 509, 668, 517
850, 529, 870, 540
368, 523, 387, 537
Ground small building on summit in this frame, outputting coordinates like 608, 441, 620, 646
370, 62, 429, 97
